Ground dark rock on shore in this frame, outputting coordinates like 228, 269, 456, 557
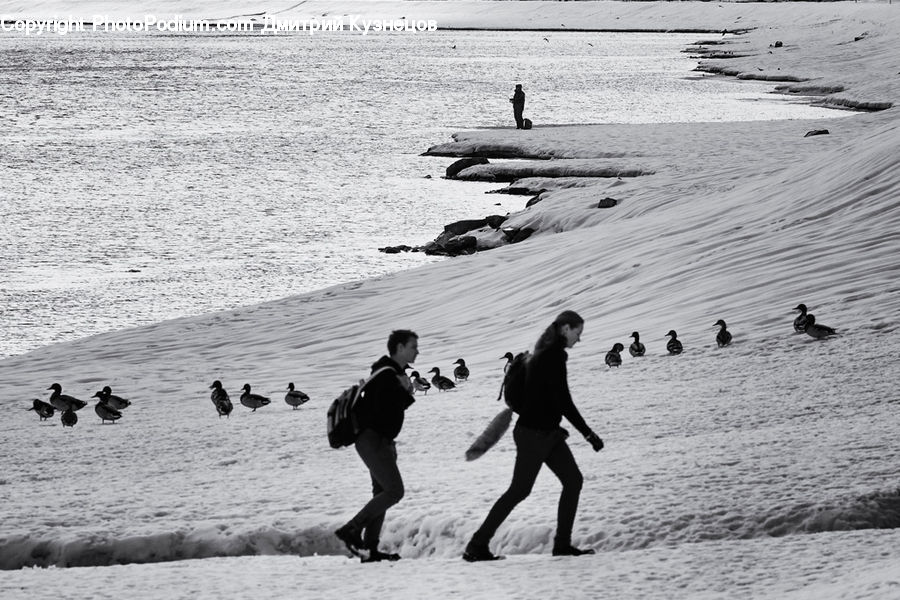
423, 235, 478, 256
487, 186, 547, 196
379, 244, 415, 254
526, 194, 544, 208
597, 197, 618, 208
442, 215, 508, 236
446, 157, 489, 179
503, 228, 535, 244
379, 215, 510, 257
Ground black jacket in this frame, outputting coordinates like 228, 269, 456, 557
354, 356, 415, 440
516, 344, 591, 437
512, 89, 525, 109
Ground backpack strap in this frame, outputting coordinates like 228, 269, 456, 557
361, 365, 397, 388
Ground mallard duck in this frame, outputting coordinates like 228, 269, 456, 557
605, 343, 624, 368
93, 386, 131, 410
804, 314, 837, 339
61, 408, 78, 427
28, 398, 55, 421
714, 319, 733, 347
453, 358, 470, 381
665, 330, 683, 355
240, 384, 271, 411
95, 398, 122, 424
629, 332, 646, 357
47, 383, 87, 412
793, 303, 811, 333
285, 383, 310, 409
209, 380, 233, 418
410, 371, 431, 394
428, 367, 456, 391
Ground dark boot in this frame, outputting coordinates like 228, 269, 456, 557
552, 543, 595, 556
335, 523, 366, 557
362, 549, 402, 563
462, 541, 503, 562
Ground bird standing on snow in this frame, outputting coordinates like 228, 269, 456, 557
240, 384, 271, 411
28, 399, 55, 421
453, 358, 470, 381
428, 367, 456, 391
209, 380, 233, 418
285, 382, 310, 409
605, 343, 624, 368
410, 371, 431, 394
793, 303, 811, 333
665, 330, 683, 355
47, 383, 87, 412
496, 353, 516, 402
93, 386, 132, 410
804, 314, 837, 339
61, 408, 78, 427
629, 332, 646, 357
714, 319, 733, 347
94, 396, 122, 424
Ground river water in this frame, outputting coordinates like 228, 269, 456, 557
0, 28, 844, 358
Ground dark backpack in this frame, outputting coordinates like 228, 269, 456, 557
501, 351, 531, 413
326, 366, 394, 449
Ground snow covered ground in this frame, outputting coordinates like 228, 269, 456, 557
2, 2, 900, 599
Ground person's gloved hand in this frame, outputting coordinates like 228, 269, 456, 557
585, 431, 604, 452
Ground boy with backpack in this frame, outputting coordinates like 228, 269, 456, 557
335, 329, 418, 562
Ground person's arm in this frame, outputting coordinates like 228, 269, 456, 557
559, 362, 603, 451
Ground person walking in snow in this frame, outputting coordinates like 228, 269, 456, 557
463, 310, 604, 561
335, 330, 418, 562
510, 83, 525, 129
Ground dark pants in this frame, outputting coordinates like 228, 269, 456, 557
513, 106, 524, 129
349, 428, 405, 549
471, 423, 584, 548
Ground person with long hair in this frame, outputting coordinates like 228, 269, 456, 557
463, 310, 604, 561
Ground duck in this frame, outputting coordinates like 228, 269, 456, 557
285, 383, 310, 409
410, 371, 431, 394
428, 367, 456, 391
793, 303, 811, 333
240, 384, 271, 411
629, 332, 646, 357
605, 343, 624, 368
209, 380, 233, 418
95, 397, 122, 424
93, 386, 132, 410
714, 319, 733, 347
61, 407, 78, 427
104, 386, 131, 410
496, 353, 516, 402
665, 330, 683, 355
804, 314, 837, 339
453, 358, 470, 381
28, 398, 55, 421
47, 383, 88, 412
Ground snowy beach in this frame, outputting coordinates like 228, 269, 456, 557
2, 2, 900, 599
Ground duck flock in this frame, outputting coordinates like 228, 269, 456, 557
26, 303, 836, 426
206, 381, 311, 418
28, 383, 132, 427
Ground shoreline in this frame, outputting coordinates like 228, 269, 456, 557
406, 21, 889, 256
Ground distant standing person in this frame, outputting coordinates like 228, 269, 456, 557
463, 310, 604, 562
510, 83, 525, 129
335, 330, 419, 562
